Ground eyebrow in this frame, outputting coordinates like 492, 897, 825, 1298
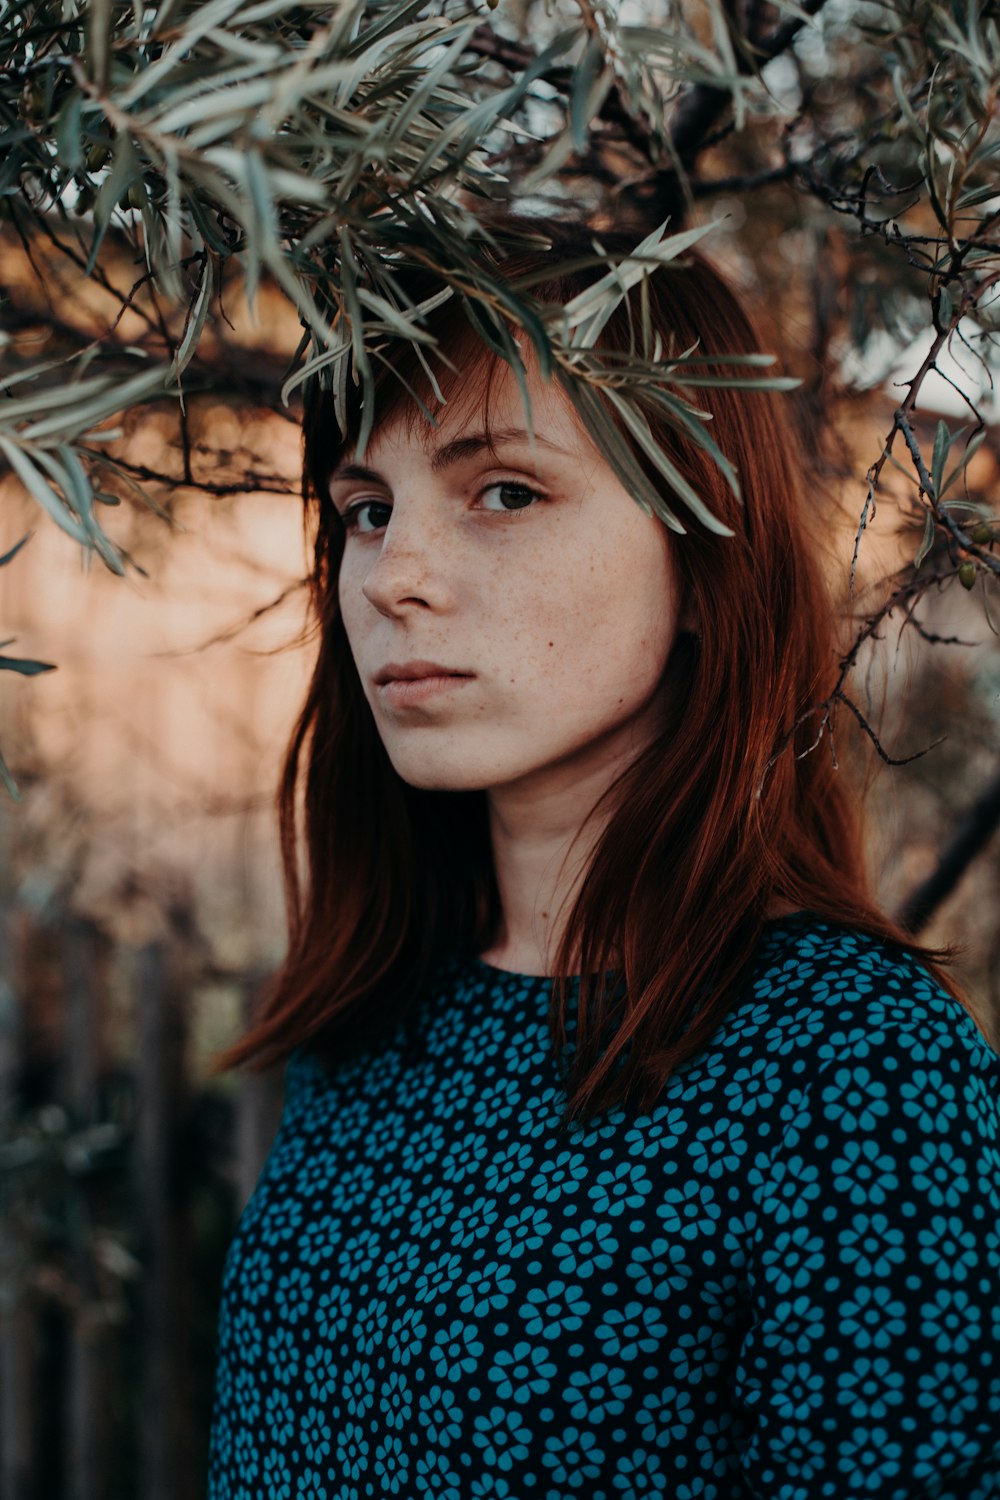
328, 428, 573, 487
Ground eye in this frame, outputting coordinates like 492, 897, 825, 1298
342, 498, 391, 533
339, 478, 547, 533
479, 480, 546, 515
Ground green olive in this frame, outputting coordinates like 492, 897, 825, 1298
958, 561, 977, 590
87, 144, 111, 172
971, 522, 994, 546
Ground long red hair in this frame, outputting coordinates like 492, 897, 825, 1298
214, 217, 960, 1122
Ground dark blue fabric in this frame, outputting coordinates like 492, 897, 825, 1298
208, 918, 1000, 1498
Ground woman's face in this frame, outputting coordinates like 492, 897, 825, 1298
333, 354, 687, 798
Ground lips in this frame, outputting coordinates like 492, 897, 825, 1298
377, 672, 474, 709
375, 659, 472, 685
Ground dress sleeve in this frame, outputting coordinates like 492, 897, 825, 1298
732, 994, 1000, 1499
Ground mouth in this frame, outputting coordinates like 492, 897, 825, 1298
377, 672, 474, 707
375, 660, 472, 686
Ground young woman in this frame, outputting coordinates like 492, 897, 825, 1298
207, 219, 1000, 1500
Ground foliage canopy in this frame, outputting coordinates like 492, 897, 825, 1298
1, 0, 1000, 790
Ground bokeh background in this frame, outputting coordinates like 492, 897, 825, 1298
3, 1, 1000, 1495
2, 224, 998, 1500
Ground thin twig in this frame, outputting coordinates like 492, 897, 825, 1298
898, 762, 1000, 934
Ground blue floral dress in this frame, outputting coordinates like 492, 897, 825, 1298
208, 917, 1000, 1499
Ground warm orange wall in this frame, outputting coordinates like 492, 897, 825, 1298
0, 424, 311, 968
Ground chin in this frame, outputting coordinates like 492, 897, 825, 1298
384, 747, 517, 795
395, 769, 495, 793
384, 753, 475, 792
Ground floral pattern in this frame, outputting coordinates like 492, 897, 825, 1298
209, 918, 1000, 1498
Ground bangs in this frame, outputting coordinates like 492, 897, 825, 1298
303, 287, 544, 502
301, 220, 762, 535
369, 316, 517, 448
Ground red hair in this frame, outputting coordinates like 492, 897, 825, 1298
214, 218, 961, 1122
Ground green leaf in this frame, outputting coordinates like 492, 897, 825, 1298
54, 444, 126, 575
931, 419, 951, 498
0, 649, 57, 677
0, 347, 98, 398
941, 497, 993, 520
18, 365, 171, 443
0, 533, 33, 569
564, 219, 724, 349
55, 91, 84, 173
641, 386, 741, 502
0, 374, 118, 426
604, 389, 734, 536
956, 179, 1000, 211
663, 373, 801, 390
0, 438, 89, 545
914, 507, 936, 569
939, 429, 987, 499
348, 0, 429, 58
88, 133, 138, 275
174, 255, 214, 381
571, 33, 611, 152
281, 335, 353, 405
88, 0, 112, 92
118, 0, 248, 106
560, 375, 684, 531
891, 64, 922, 132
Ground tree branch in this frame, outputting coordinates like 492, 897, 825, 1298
670, 0, 830, 170
898, 763, 1000, 934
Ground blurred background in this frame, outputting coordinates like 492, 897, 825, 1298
2, 227, 998, 1500
2, 1, 1000, 1496
1, 248, 310, 1500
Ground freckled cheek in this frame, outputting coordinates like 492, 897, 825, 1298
569, 591, 671, 700
472, 572, 565, 667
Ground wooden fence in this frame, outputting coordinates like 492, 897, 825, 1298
0, 898, 284, 1500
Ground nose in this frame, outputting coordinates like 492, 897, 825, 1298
359, 501, 450, 619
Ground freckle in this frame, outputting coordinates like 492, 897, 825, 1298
548, 641, 554, 647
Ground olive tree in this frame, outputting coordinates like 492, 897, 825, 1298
2, 0, 998, 909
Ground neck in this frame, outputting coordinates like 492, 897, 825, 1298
478, 737, 634, 977
476, 719, 802, 976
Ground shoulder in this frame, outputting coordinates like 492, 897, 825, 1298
719, 914, 997, 1076
689, 916, 1000, 1158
